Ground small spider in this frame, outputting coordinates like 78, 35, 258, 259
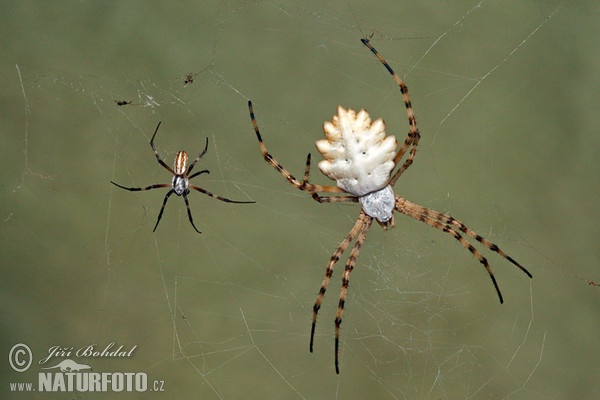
111, 122, 254, 233
248, 38, 532, 373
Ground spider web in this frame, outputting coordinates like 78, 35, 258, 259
3, 1, 600, 399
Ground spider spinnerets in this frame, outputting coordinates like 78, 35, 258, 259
248, 37, 532, 374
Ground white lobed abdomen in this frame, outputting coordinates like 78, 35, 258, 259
316, 106, 397, 197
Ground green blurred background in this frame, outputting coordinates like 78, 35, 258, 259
1, 1, 599, 398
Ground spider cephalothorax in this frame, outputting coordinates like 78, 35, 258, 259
248, 38, 532, 373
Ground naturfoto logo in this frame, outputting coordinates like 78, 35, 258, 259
8, 343, 159, 394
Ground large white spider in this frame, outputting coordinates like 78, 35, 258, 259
248, 38, 532, 373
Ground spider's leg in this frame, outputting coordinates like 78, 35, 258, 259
302, 152, 321, 203
247, 100, 345, 194
186, 137, 209, 175
310, 195, 360, 204
361, 38, 420, 186
188, 169, 209, 181
111, 181, 170, 192
189, 185, 255, 204
439, 213, 532, 278
153, 189, 176, 232
310, 212, 367, 354
301, 153, 359, 204
149, 121, 176, 174
334, 213, 373, 374
301, 153, 312, 185
182, 191, 201, 234
395, 196, 503, 301
395, 196, 531, 303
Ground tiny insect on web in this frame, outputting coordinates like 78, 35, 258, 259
248, 38, 532, 374
183, 72, 198, 86
111, 122, 254, 233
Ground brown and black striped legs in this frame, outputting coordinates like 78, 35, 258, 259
248, 100, 347, 198
309, 211, 373, 373
361, 38, 421, 186
395, 196, 532, 303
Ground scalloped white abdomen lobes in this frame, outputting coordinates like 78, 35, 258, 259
316, 106, 398, 196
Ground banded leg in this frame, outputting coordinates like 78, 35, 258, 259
413, 203, 531, 279
248, 100, 346, 195
301, 153, 358, 203
395, 196, 532, 303
308, 196, 359, 204
334, 213, 373, 374
435, 216, 533, 278
361, 38, 421, 186
310, 211, 369, 354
